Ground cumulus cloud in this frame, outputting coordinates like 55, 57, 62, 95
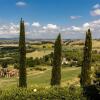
80, 19, 100, 34
83, 23, 90, 28
91, 4, 100, 16
70, 16, 82, 20
16, 1, 27, 7
0, 21, 31, 38
43, 24, 58, 30
91, 8, 100, 16
0, 19, 100, 39
32, 22, 41, 27
83, 19, 100, 38
93, 3, 100, 9
72, 26, 81, 31
25, 22, 30, 26
61, 19, 100, 37
0, 23, 19, 38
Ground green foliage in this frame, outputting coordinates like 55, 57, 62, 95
1, 62, 8, 68
93, 65, 100, 86
64, 49, 82, 61
14, 63, 19, 69
26, 57, 35, 67
81, 29, 92, 87
0, 58, 16, 65
43, 52, 53, 66
83, 85, 100, 100
19, 18, 27, 87
64, 49, 83, 67
51, 34, 62, 86
63, 48, 100, 67
34, 67, 47, 71
0, 86, 86, 100
26, 53, 53, 68
92, 53, 100, 62
34, 57, 42, 65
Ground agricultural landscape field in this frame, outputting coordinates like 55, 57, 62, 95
0, 39, 100, 89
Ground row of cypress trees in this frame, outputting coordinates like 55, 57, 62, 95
51, 29, 92, 87
18, 18, 62, 87
18, 18, 92, 88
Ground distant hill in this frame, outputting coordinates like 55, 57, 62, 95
0, 38, 79, 42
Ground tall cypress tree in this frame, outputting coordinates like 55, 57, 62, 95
51, 34, 62, 86
81, 29, 92, 87
19, 18, 27, 87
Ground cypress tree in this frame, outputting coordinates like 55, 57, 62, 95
51, 34, 62, 86
81, 29, 92, 87
19, 18, 27, 87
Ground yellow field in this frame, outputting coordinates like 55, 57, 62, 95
92, 40, 100, 48
0, 44, 18, 47
26, 50, 53, 58
31, 43, 53, 49
68, 40, 100, 50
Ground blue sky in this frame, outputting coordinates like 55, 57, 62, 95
0, 0, 100, 39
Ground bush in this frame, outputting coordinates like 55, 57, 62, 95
1, 62, 8, 68
26, 54, 53, 67
34, 67, 47, 71
14, 63, 19, 69
34, 57, 41, 65
64, 49, 83, 67
26, 57, 35, 67
0, 86, 86, 100
83, 85, 100, 100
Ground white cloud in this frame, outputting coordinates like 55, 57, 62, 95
82, 19, 100, 33
0, 23, 19, 35
83, 23, 90, 28
61, 19, 100, 36
72, 26, 81, 31
91, 8, 100, 16
91, 4, 100, 16
32, 22, 41, 27
16, 1, 27, 6
93, 4, 100, 9
70, 16, 82, 20
43, 24, 58, 30
43, 26, 46, 30
25, 22, 30, 26
0, 19, 100, 39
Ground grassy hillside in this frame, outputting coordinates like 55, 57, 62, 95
0, 67, 80, 90
26, 50, 52, 58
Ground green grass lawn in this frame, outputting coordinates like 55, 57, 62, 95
0, 67, 80, 90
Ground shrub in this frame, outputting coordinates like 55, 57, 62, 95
34, 67, 47, 71
26, 57, 35, 67
1, 62, 8, 68
14, 63, 19, 69
34, 57, 41, 65
0, 86, 86, 100
83, 85, 100, 100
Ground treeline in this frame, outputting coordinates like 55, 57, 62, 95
26, 53, 53, 68
1, 44, 100, 68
